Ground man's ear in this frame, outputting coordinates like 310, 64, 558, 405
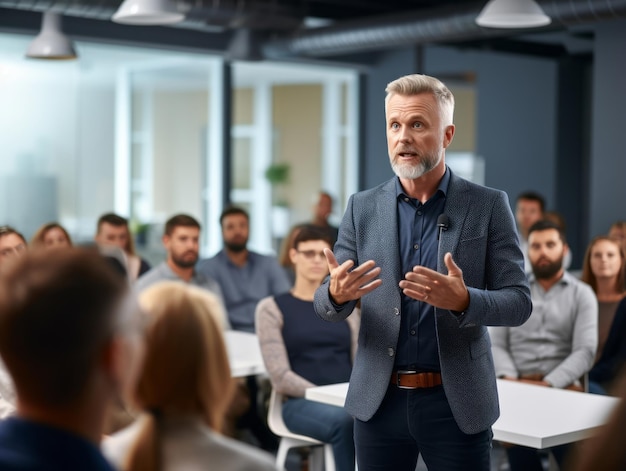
162, 234, 170, 250
443, 124, 455, 149
289, 248, 298, 265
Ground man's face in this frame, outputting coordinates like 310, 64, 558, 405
163, 226, 200, 269
386, 92, 454, 180
96, 223, 129, 251
0, 233, 26, 265
528, 228, 566, 280
222, 214, 249, 253
516, 199, 543, 233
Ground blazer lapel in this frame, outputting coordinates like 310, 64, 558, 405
438, 171, 470, 273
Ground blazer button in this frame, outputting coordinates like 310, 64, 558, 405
393, 307, 399, 316
387, 347, 395, 357
326, 311, 333, 315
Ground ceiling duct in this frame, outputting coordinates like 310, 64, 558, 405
263, 0, 626, 58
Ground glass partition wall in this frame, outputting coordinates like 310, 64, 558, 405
0, 32, 359, 260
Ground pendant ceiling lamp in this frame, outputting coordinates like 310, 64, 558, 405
112, 0, 184, 25
476, 0, 551, 28
26, 11, 77, 60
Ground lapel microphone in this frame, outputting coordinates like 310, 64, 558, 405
437, 214, 450, 240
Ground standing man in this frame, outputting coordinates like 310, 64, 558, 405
515, 192, 545, 273
490, 219, 597, 470
136, 214, 221, 300
0, 249, 145, 470
197, 206, 290, 333
314, 74, 532, 471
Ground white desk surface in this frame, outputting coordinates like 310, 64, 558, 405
306, 379, 620, 449
224, 330, 266, 378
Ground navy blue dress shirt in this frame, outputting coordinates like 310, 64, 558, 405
394, 168, 450, 372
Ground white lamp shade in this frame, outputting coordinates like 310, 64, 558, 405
26, 12, 77, 60
112, 0, 184, 25
476, 0, 551, 28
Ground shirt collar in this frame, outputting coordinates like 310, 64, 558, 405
394, 165, 451, 201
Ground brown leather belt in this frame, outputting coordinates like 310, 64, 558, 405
391, 371, 442, 389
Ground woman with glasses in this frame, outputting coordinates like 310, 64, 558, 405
256, 225, 359, 471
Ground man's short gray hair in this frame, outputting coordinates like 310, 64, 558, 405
385, 74, 455, 126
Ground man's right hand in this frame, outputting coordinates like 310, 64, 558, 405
324, 248, 382, 305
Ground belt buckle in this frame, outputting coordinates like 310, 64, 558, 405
396, 369, 418, 389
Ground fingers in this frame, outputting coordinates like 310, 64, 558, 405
324, 248, 340, 270
444, 252, 462, 277
328, 256, 382, 305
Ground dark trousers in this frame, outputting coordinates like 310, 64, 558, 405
354, 383, 492, 471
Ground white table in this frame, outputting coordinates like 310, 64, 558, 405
224, 330, 266, 378
306, 379, 620, 449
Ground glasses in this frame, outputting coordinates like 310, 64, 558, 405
0, 244, 26, 258
297, 250, 326, 260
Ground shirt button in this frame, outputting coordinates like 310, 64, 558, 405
393, 307, 399, 316
410, 329, 416, 335
387, 347, 395, 357
417, 210, 422, 216
404, 197, 410, 202
413, 244, 419, 250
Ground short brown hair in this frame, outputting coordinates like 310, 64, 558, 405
219, 206, 249, 226
0, 249, 127, 406
164, 214, 201, 236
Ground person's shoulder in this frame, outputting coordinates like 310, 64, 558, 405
202, 430, 278, 470
134, 262, 167, 291
449, 172, 505, 199
566, 273, 597, 298
197, 251, 224, 272
101, 420, 142, 468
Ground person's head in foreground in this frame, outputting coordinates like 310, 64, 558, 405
0, 248, 144, 444
122, 282, 234, 470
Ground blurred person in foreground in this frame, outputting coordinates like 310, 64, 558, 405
30, 222, 72, 249
103, 282, 280, 471
257, 225, 359, 471
0, 249, 145, 470
314, 73, 531, 471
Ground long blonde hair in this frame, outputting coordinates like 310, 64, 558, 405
124, 282, 234, 471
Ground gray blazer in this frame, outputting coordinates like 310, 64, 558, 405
314, 170, 532, 435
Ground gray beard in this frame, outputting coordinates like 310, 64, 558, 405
391, 153, 440, 179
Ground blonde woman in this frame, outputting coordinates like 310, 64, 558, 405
30, 222, 72, 249
103, 282, 279, 471
581, 236, 626, 394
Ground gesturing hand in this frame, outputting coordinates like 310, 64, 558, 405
398, 252, 469, 312
324, 248, 382, 305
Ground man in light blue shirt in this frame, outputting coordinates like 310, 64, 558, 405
197, 206, 290, 333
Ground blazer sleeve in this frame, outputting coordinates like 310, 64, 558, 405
457, 190, 532, 328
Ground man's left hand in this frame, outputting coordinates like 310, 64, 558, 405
399, 252, 470, 312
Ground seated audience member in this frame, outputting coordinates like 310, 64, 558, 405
489, 220, 598, 471
95, 213, 151, 282
0, 226, 28, 416
0, 226, 27, 272
30, 222, 72, 249
543, 210, 572, 270
103, 282, 279, 471
581, 236, 626, 395
515, 191, 545, 273
608, 220, 626, 256
0, 249, 144, 470
135, 214, 222, 300
310, 191, 339, 245
256, 226, 358, 471
277, 223, 308, 286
